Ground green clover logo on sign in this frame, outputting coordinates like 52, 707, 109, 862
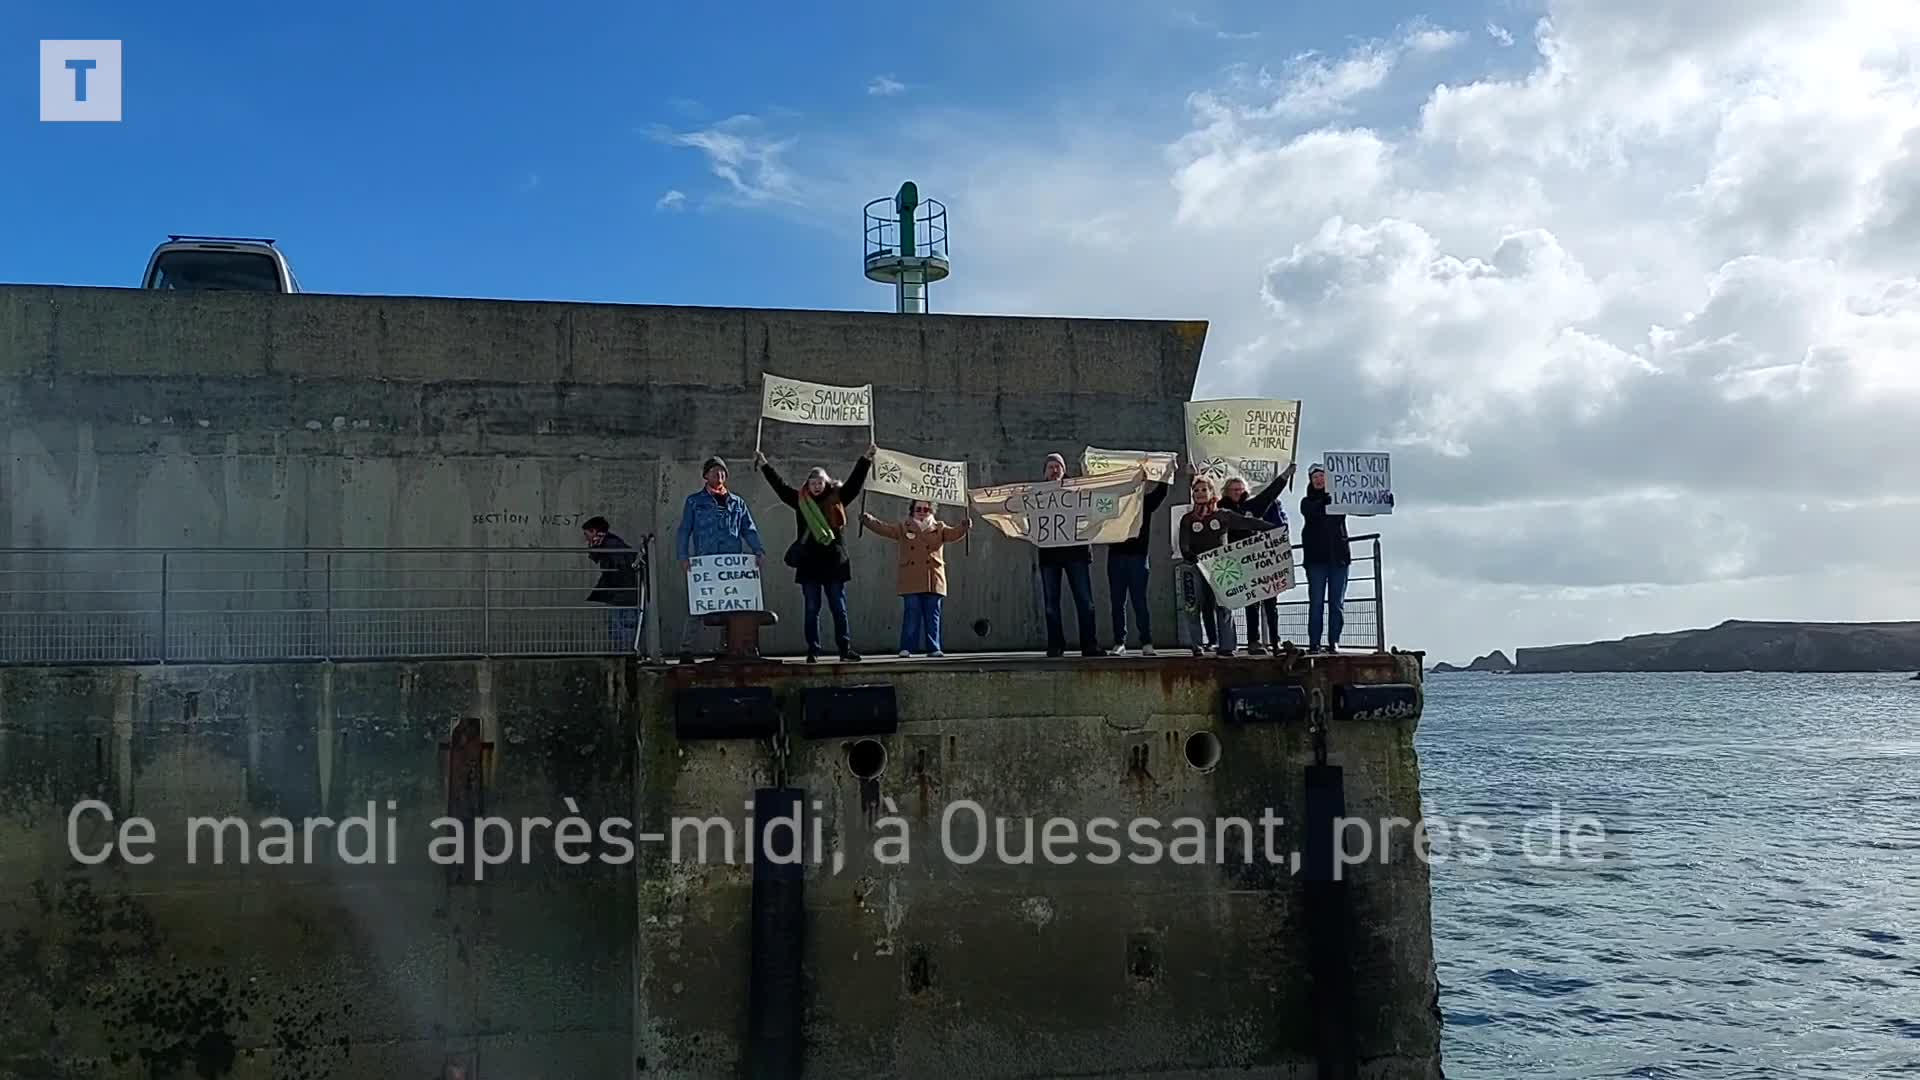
1095, 495, 1116, 514
771, 386, 800, 411
1214, 561, 1244, 589
1194, 409, 1229, 437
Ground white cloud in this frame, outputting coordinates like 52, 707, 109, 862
1487, 23, 1515, 46
656, 0, 1920, 657
868, 74, 906, 96
655, 189, 686, 211
654, 115, 800, 205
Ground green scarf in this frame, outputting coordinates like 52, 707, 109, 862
797, 491, 835, 545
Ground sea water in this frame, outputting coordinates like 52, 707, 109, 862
1419, 672, 1920, 1077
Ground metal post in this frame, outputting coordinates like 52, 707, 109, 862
1372, 537, 1385, 653
643, 534, 661, 662
158, 552, 170, 664
482, 554, 492, 657
324, 553, 334, 661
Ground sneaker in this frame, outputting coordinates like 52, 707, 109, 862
1141, 645, 1156, 657
1046, 648, 1066, 658
1190, 646, 1204, 657
1247, 643, 1268, 656
899, 650, 912, 658
840, 648, 863, 662
930, 649, 944, 657
806, 649, 819, 664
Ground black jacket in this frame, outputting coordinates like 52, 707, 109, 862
763, 457, 871, 585
1106, 480, 1172, 557
1177, 505, 1278, 562
1219, 472, 1290, 543
1299, 488, 1352, 566
586, 533, 642, 606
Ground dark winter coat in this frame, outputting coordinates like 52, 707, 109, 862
586, 532, 642, 607
1105, 480, 1172, 557
1299, 487, 1352, 566
762, 457, 871, 585
1177, 505, 1278, 562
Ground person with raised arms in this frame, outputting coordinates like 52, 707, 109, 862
860, 498, 971, 657
1216, 465, 1296, 655
1177, 471, 1282, 658
756, 445, 874, 663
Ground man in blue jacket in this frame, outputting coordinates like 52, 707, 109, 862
674, 456, 766, 664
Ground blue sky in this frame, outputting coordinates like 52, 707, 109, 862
5, 0, 1476, 310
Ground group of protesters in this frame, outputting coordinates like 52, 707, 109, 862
583, 446, 1353, 664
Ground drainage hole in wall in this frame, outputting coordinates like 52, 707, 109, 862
1183, 731, 1221, 772
847, 738, 888, 780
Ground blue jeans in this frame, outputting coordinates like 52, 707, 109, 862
1306, 562, 1350, 649
900, 592, 943, 654
801, 581, 851, 652
606, 606, 640, 652
1039, 561, 1098, 654
1106, 552, 1152, 648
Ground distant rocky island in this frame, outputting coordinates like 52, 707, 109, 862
1430, 620, 1920, 674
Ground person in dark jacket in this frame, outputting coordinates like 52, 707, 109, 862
582, 517, 642, 653
1037, 453, 1102, 658
1217, 464, 1296, 654
1299, 463, 1352, 653
1102, 459, 1175, 656
1177, 473, 1281, 657
756, 445, 874, 663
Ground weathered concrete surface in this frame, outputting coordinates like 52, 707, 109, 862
1, 652, 1438, 1079
0, 286, 1208, 654
639, 651, 1441, 1079
0, 659, 634, 1078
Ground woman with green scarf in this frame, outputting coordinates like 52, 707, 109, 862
756, 445, 874, 663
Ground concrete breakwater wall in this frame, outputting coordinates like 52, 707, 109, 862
0, 286, 1207, 655
0, 653, 1440, 1078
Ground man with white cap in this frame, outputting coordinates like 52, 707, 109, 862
1036, 452, 1102, 657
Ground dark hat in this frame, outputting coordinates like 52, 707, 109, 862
702, 456, 728, 475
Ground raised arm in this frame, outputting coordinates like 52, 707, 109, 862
761, 463, 798, 507
861, 512, 904, 540
1142, 480, 1172, 516
1244, 465, 1295, 517
1217, 508, 1277, 533
940, 516, 971, 543
839, 455, 872, 502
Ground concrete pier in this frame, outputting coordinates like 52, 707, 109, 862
0, 652, 1440, 1078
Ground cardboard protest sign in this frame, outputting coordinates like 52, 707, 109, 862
1186, 399, 1300, 484
686, 553, 763, 615
1324, 452, 1394, 515
1195, 527, 1296, 607
1082, 447, 1179, 484
968, 469, 1149, 548
869, 447, 969, 506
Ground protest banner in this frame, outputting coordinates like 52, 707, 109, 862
686, 553, 763, 615
1186, 399, 1300, 484
1324, 452, 1394, 515
1195, 527, 1296, 607
969, 469, 1148, 548
757, 372, 874, 451
1081, 447, 1179, 484
868, 447, 969, 506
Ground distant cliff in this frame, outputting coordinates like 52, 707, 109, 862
1513, 620, 1920, 674
1431, 650, 1514, 674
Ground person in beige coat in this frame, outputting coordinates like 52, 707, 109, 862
859, 499, 971, 657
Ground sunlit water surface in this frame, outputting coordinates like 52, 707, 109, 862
1418, 672, 1920, 1078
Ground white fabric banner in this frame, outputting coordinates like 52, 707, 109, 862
1186, 399, 1300, 484
1082, 446, 1179, 483
969, 469, 1149, 548
869, 447, 969, 506
760, 373, 873, 426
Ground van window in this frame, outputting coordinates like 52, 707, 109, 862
148, 250, 283, 292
